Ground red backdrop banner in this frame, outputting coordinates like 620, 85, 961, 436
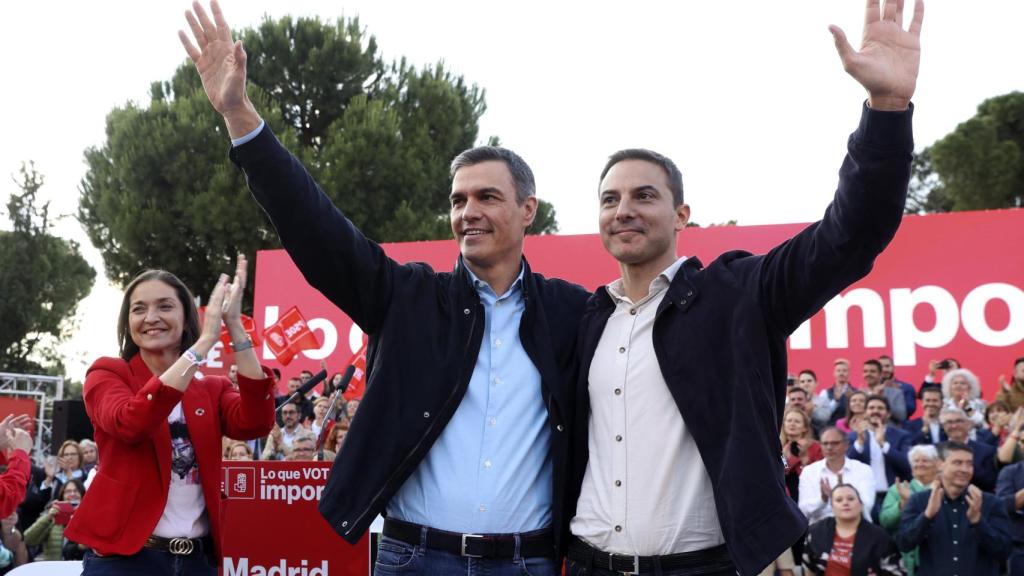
220, 461, 369, 576
249, 209, 1024, 407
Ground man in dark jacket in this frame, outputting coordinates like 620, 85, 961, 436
181, 3, 589, 573
566, 2, 924, 574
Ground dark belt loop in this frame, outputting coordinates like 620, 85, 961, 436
418, 524, 428, 551
513, 533, 523, 562
584, 541, 595, 574
653, 554, 664, 576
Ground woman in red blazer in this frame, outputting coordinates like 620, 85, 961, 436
65, 256, 275, 575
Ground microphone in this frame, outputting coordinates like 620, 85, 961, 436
317, 365, 356, 459
276, 368, 329, 414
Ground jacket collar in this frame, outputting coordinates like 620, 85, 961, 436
455, 255, 534, 305
589, 256, 704, 313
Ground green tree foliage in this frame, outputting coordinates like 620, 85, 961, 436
79, 16, 557, 302
0, 165, 95, 374
908, 91, 1024, 213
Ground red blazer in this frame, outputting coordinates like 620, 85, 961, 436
0, 450, 30, 519
64, 355, 275, 557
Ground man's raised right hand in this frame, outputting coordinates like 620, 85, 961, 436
179, 0, 262, 138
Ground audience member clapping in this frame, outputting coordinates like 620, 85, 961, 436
995, 356, 1024, 411
939, 407, 998, 492
54, 440, 84, 484
836, 390, 868, 434
781, 408, 822, 502
942, 368, 986, 428
879, 444, 939, 576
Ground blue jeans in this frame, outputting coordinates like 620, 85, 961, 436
374, 534, 558, 576
81, 548, 216, 576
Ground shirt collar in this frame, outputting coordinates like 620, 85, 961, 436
466, 261, 525, 300
606, 256, 687, 306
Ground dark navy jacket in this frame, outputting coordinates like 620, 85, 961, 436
903, 417, 947, 445
230, 127, 590, 551
996, 461, 1024, 544
847, 425, 912, 486
570, 105, 913, 576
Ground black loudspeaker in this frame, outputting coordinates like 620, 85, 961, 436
51, 400, 94, 454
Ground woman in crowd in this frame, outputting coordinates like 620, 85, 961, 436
942, 368, 986, 428
64, 257, 276, 575
803, 484, 902, 575
310, 396, 334, 440
982, 401, 1014, 446
24, 478, 86, 561
55, 440, 84, 484
781, 408, 823, 501
223, 441, 253, 461
879, 445, 939, 576
79, 440, 99, 475
836, 390, 868, 433
324, 420, 349, 454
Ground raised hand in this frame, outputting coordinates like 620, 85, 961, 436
895, 477, 911, 505
179, 1, 261, 137
11, 429, 32, 454
965, 485, 983, 524
222, 255, 247, 329
200, 273, 230, 349
829, 0, 925, 111
924, 479, 943, 519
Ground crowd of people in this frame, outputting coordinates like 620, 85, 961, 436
0, 362, 357, 572
769, 355, 1024, 576
221, 364, 359, 462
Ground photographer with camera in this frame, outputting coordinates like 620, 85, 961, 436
24, 478, 86, 560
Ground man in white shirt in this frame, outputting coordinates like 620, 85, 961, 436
798, 427, 875, 523
567, 2, 924, 572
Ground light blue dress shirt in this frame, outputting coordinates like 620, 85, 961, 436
386, 265, 552, 534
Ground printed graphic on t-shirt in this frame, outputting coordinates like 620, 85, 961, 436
169, 418, 200, 484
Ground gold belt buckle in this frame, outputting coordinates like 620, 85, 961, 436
168, 537, 195, 555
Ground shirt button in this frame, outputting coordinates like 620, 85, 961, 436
489, 418, 497, 427
953, 524, 958, 528
629, 309, 637, 315
614, 525, 622, 532
423, 412, 430, 418
479, 505, 486, 512
556, 425, 564, 432
463, 308, 471, 315
953, 557, 958, 561
494, 338, 503, 348
483, 460, 492, 469
618, 347, 626, 354
615, 480, 622, 487
494, 377, 502, 386
953, 540, 958, 545
615, 435, 623, 442
614, 388, 622, 395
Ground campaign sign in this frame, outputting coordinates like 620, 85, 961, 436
253, 209, 1024, 411
220, 461, 369, 576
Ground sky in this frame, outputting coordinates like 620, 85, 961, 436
2, 1, 1023, 382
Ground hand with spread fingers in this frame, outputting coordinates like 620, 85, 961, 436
829, 0, 925, 111
179, 0, 261, 138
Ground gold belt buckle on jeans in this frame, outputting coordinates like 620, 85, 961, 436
168, 537, 195, 555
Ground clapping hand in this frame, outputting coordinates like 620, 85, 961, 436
965, 485, 983, 524
924, 479, 944, 519
829, 0, 925, 111
895, 477, 911, 506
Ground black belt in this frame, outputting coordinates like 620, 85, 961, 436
382, 518, 555, 559
568, 536, 732, 574
143, 535, 211, 556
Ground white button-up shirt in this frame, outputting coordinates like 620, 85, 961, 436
570, 257, 725, 556
797, 457, 876, 523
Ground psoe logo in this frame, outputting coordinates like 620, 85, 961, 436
224, 558, 328, 576
225, 467, 257, 499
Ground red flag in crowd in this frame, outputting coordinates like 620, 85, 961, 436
342, 340, 368, 401
218, 313, 262, 349
263, 306, 322, 366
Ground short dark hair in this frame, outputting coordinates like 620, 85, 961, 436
117, 270, 200, 360
1015, 357, 1024, 368
799, 369, 817, 381
57, 478, 87, 501
300, 370, 313, 377
866, 394, 890, 412
920, 386, 943, 399
937, 440, 974, 460
450, 146, 536, 204
599, 149, 684, 207
879, 354, 893, 362
820, 427, 848, 443
863, 359, 883, 371
787, 386, 809, 399
986, 400, 1011, 422
271, 368, 282, 381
